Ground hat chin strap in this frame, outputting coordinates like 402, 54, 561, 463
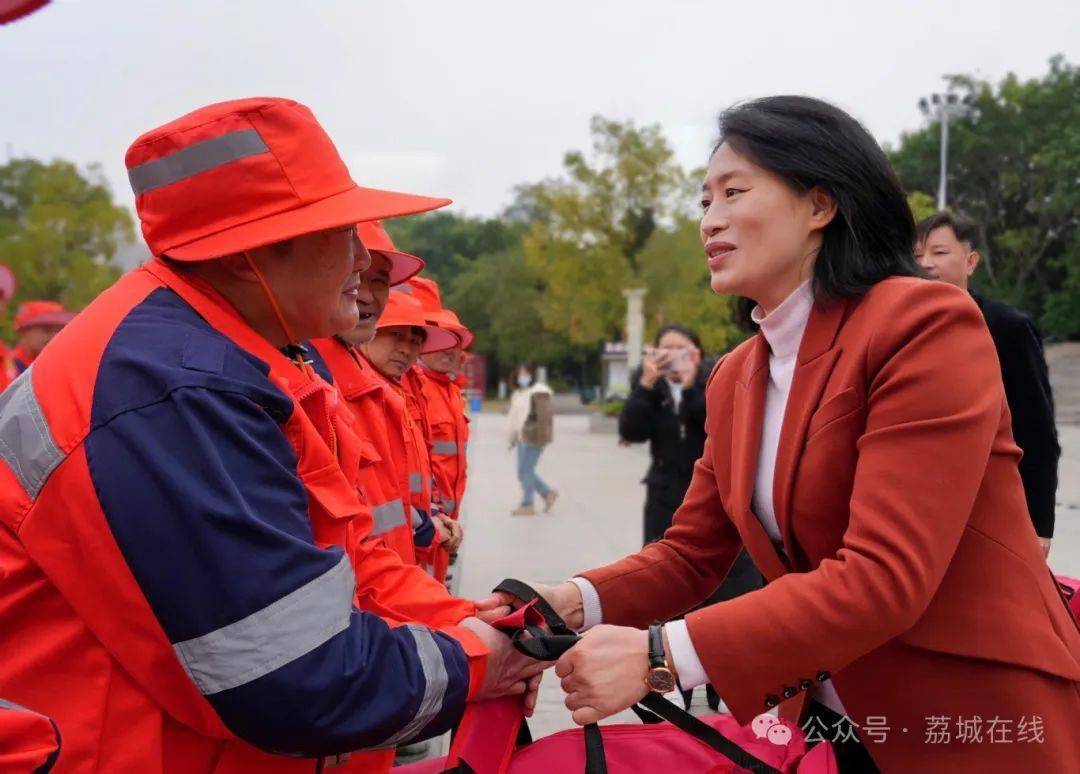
243, 252, 314, 378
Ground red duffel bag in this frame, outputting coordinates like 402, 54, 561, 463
400, 580, 837, 774
1057, 575, 1080, 626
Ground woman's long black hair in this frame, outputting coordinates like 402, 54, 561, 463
714, 96, 922, 324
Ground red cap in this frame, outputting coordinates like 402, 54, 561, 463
376, 291, 460, 354
15, 300, 75, 332
0, 0, 50, 25
0, 264, 16, 301
399, 276, 474, 349
126, 97, 451, 261
356, 221, 424, 286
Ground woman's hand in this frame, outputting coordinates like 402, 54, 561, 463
475, 580, 586, 630
676, 347, 703, 385
640, 349, 671, 390
556, 625, 651, 725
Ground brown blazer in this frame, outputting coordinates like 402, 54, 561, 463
581, 277, 1080, 771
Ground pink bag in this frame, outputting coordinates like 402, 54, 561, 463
1057, 575, 1080, 626
399, 580, 838, 774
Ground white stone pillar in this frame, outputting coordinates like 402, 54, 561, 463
623, 288, 646, 372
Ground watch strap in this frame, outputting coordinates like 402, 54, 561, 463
647, 621, 665, 668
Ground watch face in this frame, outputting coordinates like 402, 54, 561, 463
647, 667, 676, 693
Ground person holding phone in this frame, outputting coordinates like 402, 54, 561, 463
621, 325, 707, 544
621, 325, 763, 710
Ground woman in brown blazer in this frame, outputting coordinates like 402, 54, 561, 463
486, 97, 1080, 772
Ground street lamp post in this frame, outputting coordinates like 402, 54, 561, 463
918, 92, 975, 211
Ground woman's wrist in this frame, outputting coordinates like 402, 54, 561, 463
660, 626, 680, 685
553, 581, 585, 630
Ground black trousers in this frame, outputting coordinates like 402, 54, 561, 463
643, 481, 682, 545
643, 483, 763, 603
804, 701, 881, 773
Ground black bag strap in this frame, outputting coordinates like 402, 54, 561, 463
493, 578, 576, 635
487, 580, 783, 774
636, 694, 782, 774
583, 724, 607, 774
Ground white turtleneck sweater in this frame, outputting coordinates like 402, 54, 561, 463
571, 279, 846, 714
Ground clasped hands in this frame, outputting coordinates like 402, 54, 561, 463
468, 581, 667, 725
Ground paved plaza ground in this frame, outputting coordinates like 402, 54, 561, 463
452, 397, 1080, 740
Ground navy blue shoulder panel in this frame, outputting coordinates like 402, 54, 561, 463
90, 287, 293, 428
83, 288, 473, 754
305, 339, 334, 384
86, 288, 317, 640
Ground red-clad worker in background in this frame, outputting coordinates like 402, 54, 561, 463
10, 300, 75, 374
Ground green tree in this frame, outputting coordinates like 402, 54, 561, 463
520, 116, 696, 347
383, 211, 523, 283
889, 56, 1080, 337
444, 247, 577, 370
0, 159, 133, 332
907, 192, 937, 223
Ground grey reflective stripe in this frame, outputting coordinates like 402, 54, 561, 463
128, 129, 269, 195
370, 499, 406, 536
441, 498, 456, 512
0, 367, 65, 500
379, 625, 450, 747
173, 552, 354, 695
432, 440, 457, 455
408, 471, 422, 494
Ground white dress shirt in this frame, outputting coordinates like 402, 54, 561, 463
572, 279, 846, 715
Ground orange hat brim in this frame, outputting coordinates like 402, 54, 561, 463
371, 248, 425, 286
376, 311, 461, 354
427, 309, 474, 350
163, 185, 450, 261
17, 310, 76, 331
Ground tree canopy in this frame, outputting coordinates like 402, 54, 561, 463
889, 55, 1079, 338
0, 158, 132, 334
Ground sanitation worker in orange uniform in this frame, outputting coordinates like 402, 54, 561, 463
0, 97, 541, 772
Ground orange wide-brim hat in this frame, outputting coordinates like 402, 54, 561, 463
399, 276, 475, 349
15, 300, 75, 332
126, 97, 450, 261
376, 291, 460, 354
429, 308, 474, 350
356, 220, 424, 286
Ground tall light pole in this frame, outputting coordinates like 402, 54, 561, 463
918, 92, 976, 211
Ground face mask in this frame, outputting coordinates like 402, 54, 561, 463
517, 374, 533, 388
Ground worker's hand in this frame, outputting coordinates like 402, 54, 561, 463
556, 624, 651, 725
459, 617, 549, 716
1039, 536, 1052, 558
476, 580, 585, 630
436, 514, 463, 553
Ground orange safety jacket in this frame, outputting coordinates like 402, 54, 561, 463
10, 344, 34, 376
0, 697, 60, 772
0, 342, 15, 392
419, 366, 469, 521
401, 366, 448, 575
0, 259, 485, 773
310, 338, 460, 601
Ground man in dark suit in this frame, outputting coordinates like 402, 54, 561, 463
916, 212, 1060, 556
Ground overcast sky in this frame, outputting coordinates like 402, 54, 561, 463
2, 0, 1077, 222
